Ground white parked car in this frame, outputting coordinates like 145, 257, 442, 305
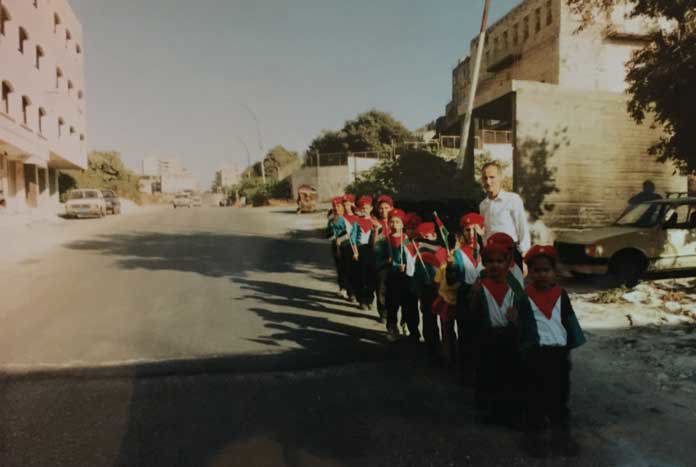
173, 193, 192, 208
65, 189, 107, 218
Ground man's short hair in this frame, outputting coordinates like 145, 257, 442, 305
481, 161, 502, 175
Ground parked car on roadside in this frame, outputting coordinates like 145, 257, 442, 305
101, 190, 121, 215
173, 193, 192, 208
555, 197, 696, 286
191, 196, 202, 207
65, 189, 107, 218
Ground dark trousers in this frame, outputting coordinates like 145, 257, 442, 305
375, 266, 389, 318
331, 243, 345, 290
456, 284, 474, 379
524, 347, 571, 432
386, 270, 419, 337
474, 327, 522, 421
339, 243, 356, 298
356, 244, 376, 306
419, 286, 441, 360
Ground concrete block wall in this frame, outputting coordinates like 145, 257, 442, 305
514, 82, 686, 228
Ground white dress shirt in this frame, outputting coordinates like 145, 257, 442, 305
479, 190, 531, 254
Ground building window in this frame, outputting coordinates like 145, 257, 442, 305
56, 67, 63, 89
34, 0, 38, 8
65, 29, 71, 47
503, 31, 509, 51
79, 134, 84, 142
546, 0, 553, 25
513, 23, 519, 45
21, 96, 31, 125
57, 117, 64, 137
523, 16, 530, 41
535, 8, 542, 32
493, 36, 499, 57
78, 90, 83, 100
2, 81, 13, 115
19, 27, 29, 54
0, 4, 10, 36
35, 45, 44, 69
76, 43, 81, 54
38, 107, 46, 135
67, 80, 74, 94
69, 126, 75, 136
54, 13, 61, 33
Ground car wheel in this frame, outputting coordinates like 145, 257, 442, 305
608, 251, 646, 288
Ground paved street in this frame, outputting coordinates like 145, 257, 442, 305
2, 206, 695, 467
0, 206, 391, 373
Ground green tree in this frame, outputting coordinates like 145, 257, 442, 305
61, 151, 141, 202
305, 110, 412, 164
567, 0, 696, 173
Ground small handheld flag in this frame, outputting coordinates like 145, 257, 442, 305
433, 211, 450, 251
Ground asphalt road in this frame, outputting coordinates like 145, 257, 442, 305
1, 206, 695, 467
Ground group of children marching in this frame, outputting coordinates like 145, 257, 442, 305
327, 193, 586, 458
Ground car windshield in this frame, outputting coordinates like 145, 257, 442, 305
84, 191, 99, 199
615, 202, 663, 227
68, 191, 84, 200
102, 191, 114, 198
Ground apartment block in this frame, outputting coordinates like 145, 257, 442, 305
0, 0, 87, 213
442, 0, 685, 228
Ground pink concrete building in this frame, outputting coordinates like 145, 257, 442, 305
0, 0, 87, 213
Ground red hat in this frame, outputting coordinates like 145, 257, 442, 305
415, 222, 436, 238
343, 194, 356, 204
482, 238, 512, 258
388, 208, 408, 223
376, 195, 394, 207
524, 245, 559, 264
406, 213, 422, 228
331, 196, 344, 207
460, 212, 485, 228
487, 232, 515, 249
357, 195, 373, 208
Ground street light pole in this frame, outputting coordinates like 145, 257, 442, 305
236, 136, 252, 178
457, 0, 492, 175
243, 104, 267, 185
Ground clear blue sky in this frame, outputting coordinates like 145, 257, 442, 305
71, 0, 520, 185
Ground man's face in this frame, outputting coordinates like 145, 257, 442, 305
378, 203, 392, 220
528, 257, 556, 289
389, 217, 403, 233
482, 166, 502, 197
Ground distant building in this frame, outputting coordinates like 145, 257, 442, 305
0, 0, 88, 213
140, 156, 197, 194
441, 0, 685, 228
215, 166, 241, 189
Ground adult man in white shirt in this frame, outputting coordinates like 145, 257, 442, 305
479, 161, 531, 271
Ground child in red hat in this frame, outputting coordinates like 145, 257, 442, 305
517, 245, 586, 458
452, 213, 486, 380
353, 196, 378, 312
327, 197, 349, 298
337, 196, 360, 303
467, 238, 525, 426
412, 222, 448, 364
372, 195, 394, 322
384, 208, 419, 342
342, 194, 356, 216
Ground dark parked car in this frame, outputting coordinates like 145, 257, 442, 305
101, 190, 121, 215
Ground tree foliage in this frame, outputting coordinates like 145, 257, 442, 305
60, 151, 141, 202
567, 0, 696, 173
346, 149, 482, 202
305, 110, 412, 164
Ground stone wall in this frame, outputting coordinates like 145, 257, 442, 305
514, 82, 686, 228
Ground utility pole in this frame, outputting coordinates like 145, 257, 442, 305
457, 0, 492, 175
243, 104, 266, 185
